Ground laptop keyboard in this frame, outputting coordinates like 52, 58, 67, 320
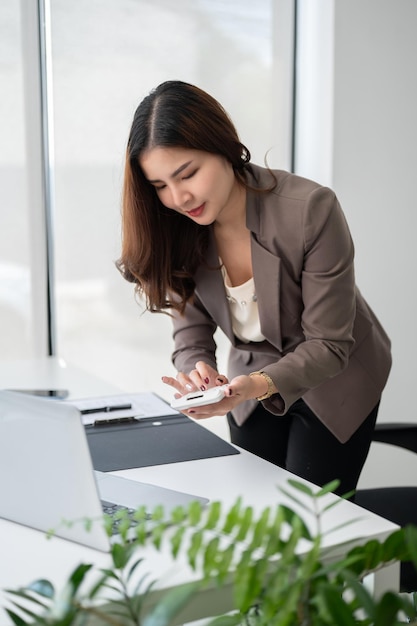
101, 499, 150, 535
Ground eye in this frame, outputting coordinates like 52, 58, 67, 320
153, 184, 166, 191
182, 169, 197, 180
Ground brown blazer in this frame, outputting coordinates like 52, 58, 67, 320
171, 165, 392, 443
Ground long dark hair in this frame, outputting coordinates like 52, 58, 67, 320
116, 80, 251, 314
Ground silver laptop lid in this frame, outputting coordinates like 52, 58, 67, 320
0, 390, 208, 551
0, 390, 110, 550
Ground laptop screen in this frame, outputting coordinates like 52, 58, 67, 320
0, 390, 207, 551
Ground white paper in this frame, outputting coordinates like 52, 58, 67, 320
66, 392, 179, 426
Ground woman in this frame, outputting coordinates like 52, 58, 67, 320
117, 80, 391, 496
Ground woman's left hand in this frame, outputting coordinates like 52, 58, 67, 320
162, 367, 262, 419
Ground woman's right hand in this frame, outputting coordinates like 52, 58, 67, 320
161, 360, 229, 398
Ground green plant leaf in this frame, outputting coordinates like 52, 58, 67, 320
405, 524, 417, 568
321, 517, 361, 540
381, 528, 409, 564
126, 555, 145, 582
152, 521, 168, 550
261, 506, 285, 557
205, 613, 243, 625
170, 525, 186, 558
67, 563, 93, 592
279, 504, 312, 541
5, 608, 31, 626
26, 579, 55, 599
342, 570, 376, 619
117, 516, 132, 541
110, 542, 135, 569
315, 479, 341, 498
4, 600, 43, 623
278, 484, 313, 515
203, 535, 221, 576
346, 538, 386, 577
134, 519, 148, 544
314, 583, 357, 625
321, 496, 354, 515
249, 507, 271, 550
142, 581, 201, 626
131, 571, 156, 600
99, 567, 120, 580
373, 590, 413, 625
103, 513, 114, 536
169, 504, 187, 524
187, 529, 204, 569
217, 544, 235, 582
340, 489, 356, 501
222, 498, 242, 534
86, 571, 113, 600
5, 587, 51, 610
235, 506, 254, 542
204, 500, 222, 530
187, 500, 203, 525
100, 580, 124, 595
234, 558, 269, 614
151, 504, 165, 521
287, 478, 316, 497
133, 504, 150, 521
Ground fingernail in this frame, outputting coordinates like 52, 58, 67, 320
216, 376, 225, 383
200, 385, 206, 391
204, 377, 209, 384
189, 410, 195, 414
185, 383, 193, 391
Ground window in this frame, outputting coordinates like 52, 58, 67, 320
0, 1, 33, 357
1, 1, 293, 404
50, 0, 289, 396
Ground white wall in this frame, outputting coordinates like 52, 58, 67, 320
296, 0, 417, 487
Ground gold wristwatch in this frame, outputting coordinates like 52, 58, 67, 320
249, 371, 275, 401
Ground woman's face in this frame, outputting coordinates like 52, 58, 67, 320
139, 146, 241, 225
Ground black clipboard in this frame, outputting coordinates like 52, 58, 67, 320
85, 413, 239, 471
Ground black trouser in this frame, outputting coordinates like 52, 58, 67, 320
227, 399, 379, 499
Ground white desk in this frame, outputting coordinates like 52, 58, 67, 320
0, 358, 400, 624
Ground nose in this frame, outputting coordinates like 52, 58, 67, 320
171, 184, 192, 210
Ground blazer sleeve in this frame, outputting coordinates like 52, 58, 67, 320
171, 295, 219, 374
261, 186, 356, 415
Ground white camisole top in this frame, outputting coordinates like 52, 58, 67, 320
221, 264, 265, 343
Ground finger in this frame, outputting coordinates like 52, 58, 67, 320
222, 384, 232, 397
187, 394, 232, 418
194, 362, 226, 388
215, 373, 229, 386
161, 375, 193, 394
161, 375, 181, 391
188, 406, 226, 419
176, 371, 199, 392
188, 368, 207, 391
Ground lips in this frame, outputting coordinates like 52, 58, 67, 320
187, 204, 205, 218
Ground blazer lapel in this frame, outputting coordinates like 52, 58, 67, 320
251, 236, 283, 352
246, 178, 283, 353
193, 230, 236, 342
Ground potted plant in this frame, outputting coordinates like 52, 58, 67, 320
4, 479, 417, 625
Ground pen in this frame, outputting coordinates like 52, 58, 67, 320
94, 416, 137, 426
80, 403, 132, 415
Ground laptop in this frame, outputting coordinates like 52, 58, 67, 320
0, 390, 208, 551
